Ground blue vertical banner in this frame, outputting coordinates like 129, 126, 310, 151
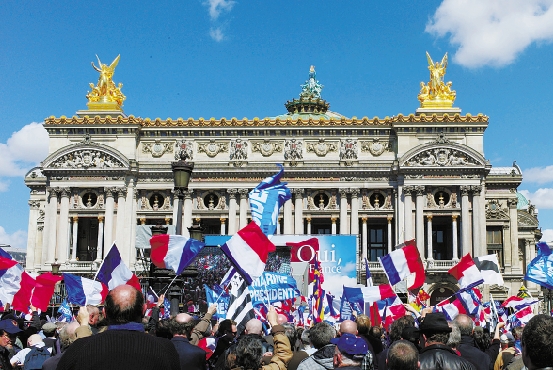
204, 284, 229, 319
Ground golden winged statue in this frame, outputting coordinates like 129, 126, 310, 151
86, 55, 126, 109
418, 52, 456, 108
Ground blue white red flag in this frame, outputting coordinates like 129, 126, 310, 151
198, 337, 219, 360
220, 222, 275, 285
378, 295, 406, 329
507, 306, 534, 329
501, 296, 540, 311
249, 164, 291, 236
150, 234, 205, 275
63, 273, 107, 306
524, 242, 553, 290
96, 244, 141, 291
378, 240, 425, 289
365, 258, 373, 287
455, 288, 481, 316
448, 253, 484, 290
145, 286, 158, 308
0, 256, 35, 312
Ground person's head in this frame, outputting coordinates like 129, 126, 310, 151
309, 322, 336, 349
87, 305, 100, 326
522, 314, 553, 370
389, 315, 415, 343
300, 328, 312, 349
419, 313, 451, 346
0, 319, 22, 348
218, 319, 237, 339
27, 334, 43, 347
59, 321, 80, 349
42, 322, 57, 338
446, 322, 461, 349
277, 314, 288, 325
169, 313, 196, 338
369, 325, 382, 340
512, 326, 523, 341
103, 285, 145, 325
500, 332, 515, 350
356, 315, 371, 336
401, 326, 421, 349
453, 314, 474, 337
387, 340, 420, 370
282, 323, 297, 349
339, 320, 357, 336
235, 335, 264, 370
331, 333, 367, 368
245, 319, 263, 336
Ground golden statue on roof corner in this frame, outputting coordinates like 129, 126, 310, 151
86, 54, 126, 111
418, 52, 456, 108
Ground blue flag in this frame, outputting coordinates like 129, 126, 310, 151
249, 164, 291, 236
58, 299, 73, 322
204, 284, 229, 319
524, 242, 553, 290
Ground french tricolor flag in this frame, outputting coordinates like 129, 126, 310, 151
448, 253, 484, 289
96, 244, 141, 291
378, 240, 425, 290
150, 234, 205, 275
437, 297, 468, 320
361, 284, 396, 303
0, 256, 36, 312
220, 222, 275, 284
63, 273, 108, 306
501, 296, 540, 310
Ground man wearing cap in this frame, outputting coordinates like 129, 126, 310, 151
419, 312, 476, 370
494, 332, 519, 370
331, 333, 368, 369
0, 319, 22, 370
41, 322, 59, 356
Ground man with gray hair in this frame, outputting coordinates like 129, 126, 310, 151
454, 314, 501, 370
169, 313, 207, 370
387, 340, 419, 370
297, 322, 337, 370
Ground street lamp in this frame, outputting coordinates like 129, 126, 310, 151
171, 158, 194, 235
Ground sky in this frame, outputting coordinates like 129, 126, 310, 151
1, 0, 553, 250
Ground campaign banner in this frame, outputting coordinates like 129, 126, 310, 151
204, 284, 229, 319
205, 234, 358, 299
249, 272, 299, 306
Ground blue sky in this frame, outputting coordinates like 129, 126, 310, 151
1, 0, 553, 249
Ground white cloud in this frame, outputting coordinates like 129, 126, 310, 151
0, 122, 49, 182
520, 188, 553, 209
426, 0, 553, 68
203, 0, 235, 21
540, 228, 553, 242
0, 226, 28, 250
522, 165, 553, 184
209, 27, 225, 42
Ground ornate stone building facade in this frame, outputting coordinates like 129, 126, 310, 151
24, 58, 541, 302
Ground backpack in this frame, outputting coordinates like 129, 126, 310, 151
23, 346, 51, 370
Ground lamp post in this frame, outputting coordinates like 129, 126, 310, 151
170, 152, 194, 316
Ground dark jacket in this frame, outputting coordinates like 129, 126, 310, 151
420, 344, 477, 370
0, 346, 13, 370
171, 336, 206, 370
457, 335, 492, 370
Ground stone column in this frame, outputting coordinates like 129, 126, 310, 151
471, 185, 482, 256
415, 186, 425, 256
525, 239, 537, 289
128, 184, 137, 267
172, 191, 179, 227
403, 186, 413, 242
71, 216, 79, 261
115, 187, 127, 261
452, 214, 459, 261
26, 200, 40, 270
277, 217, 282, 234
239, 189, 249, 229
460, 186, 471, 256
503, 224, 512, 273
283, 199, 293, 234
394, 188, 401, 244
387, 216, 393, 254
331, 216, 337, 235
508, 198, 521, 273
104, 187, 115, 250
44, 187, 59, 265
306, 216, 312, 235
426, 214, 433, 261
220, 218, 227, 235
350, 188, 360, 236
361, 217, 368, 261
183, 190, 193, 238
96, 216, 104, 262
56, 188, 70, 262
293, 189, 304, 235
339, 189, 349, 235
227, 189, 238, 235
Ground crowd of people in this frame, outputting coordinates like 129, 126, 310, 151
0, 285, 551, 370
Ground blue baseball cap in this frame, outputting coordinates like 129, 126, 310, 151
330, 333, 368, 357
0, 319, 22, 334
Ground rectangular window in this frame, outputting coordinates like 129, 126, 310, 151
486, 227, 503, 266
368, 225, 387, 261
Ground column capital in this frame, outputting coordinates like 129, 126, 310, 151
403, 186, 414, 196
238, 188, 249, 197
116, 187, 127, 198
97, 216, 104, 223
46, 187, 59, 200
292, 188, 304, 197
220, 217, 227, 224
183, 189, 193, 199
426, 214, 433, 221
361, 216, 367, 223
460, 185, 471, 196
452, 214, 458, 221
350, 188, 360, 197
28, 200, 41, 209
507, 198, 518, 208
471, 185, 482, 195
59, 187, 71, 198
387, 215, 393, 223
104, 187, 117, 198
331, 216, 337, 224
227, 189, 238, 199
139, 217, 146, 225
72, 215, 79, 222
415, 185, 426, 196
339, 188, 349, 197
306, 216, 312, 223
165, 218, 171, 225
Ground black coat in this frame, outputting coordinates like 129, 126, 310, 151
420, 344, 477, 370
457, 335, 492, 370
171, 336, 207, 370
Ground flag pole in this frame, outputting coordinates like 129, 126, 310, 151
160, 274, 180, 295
